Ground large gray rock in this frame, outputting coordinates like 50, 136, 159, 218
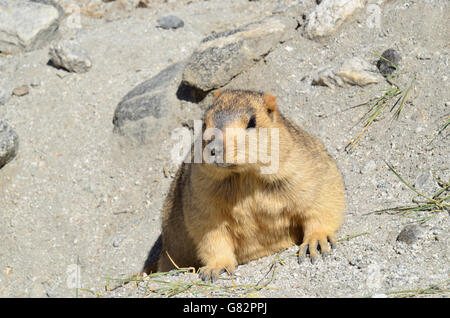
305, 0, 366, 39
49, 40, 92, 73
0, 0, 61, 53
335, 57, 383, 86
112, 61, 185, 144
29, 0, 65, 17
182, 16, 296, 92
0, 120, 19, 169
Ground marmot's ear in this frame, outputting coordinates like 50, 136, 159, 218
263, 93, 277, 115
213, 89, 222, 100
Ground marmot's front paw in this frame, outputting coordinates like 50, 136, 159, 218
298, 232, 337, 264
198, 265, 235, 283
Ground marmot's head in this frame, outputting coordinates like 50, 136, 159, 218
201, 90, 280, 175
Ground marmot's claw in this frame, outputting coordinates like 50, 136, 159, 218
198, 266, 234, 283
298, 245, 308, 264
328, 235, 337, 249
198, 269, 212, 282
298, 233, 336, 264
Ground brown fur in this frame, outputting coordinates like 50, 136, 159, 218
144, 90, 346, 281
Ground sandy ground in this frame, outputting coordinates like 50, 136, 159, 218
0, 0, 448, 297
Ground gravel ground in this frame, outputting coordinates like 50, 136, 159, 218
0, 0, 448, 298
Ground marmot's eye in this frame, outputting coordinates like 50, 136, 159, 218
247, 115, 256, 129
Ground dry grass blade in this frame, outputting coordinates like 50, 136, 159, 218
437, 116, 450, 135
345, 87, 402, 151
345, 90, 401, 150
392, 78, 415, 121
103, 263, 279, 298
383, 279, 450, 298
345, 52, 415, 151
428, 115, 450, 144
338, 232, 370, 242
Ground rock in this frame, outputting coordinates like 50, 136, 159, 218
12, 85, 30, 97
397, 224, 426, 245
305, 0, 367, 39
0, 86, 7, 105
0, 0, 61, 53
48, 40, 92, 73
0, 120, 19, 169
336, 57, 383, 86
312, 67, 345, 87
112, 61, 185, 144
29, 0, 65, 18
376, 48, 400, 76
182, 16, 296, 93
313, 57, 382, 88
156, 15, 185, 29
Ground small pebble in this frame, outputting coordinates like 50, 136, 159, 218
156, 15, 184, 30
377, 48, 400, 76
397, 224, 425, 245
12, 85, 29, 97
112, 235, 126, 248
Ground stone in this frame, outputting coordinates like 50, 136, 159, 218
376, 48, 400, 76
313, 57, 382, 88
112, 235, 126, 248
48, 40, 92, 73
29, 0, 65, 18
12, 85, 30, 97
305, 0, 366, 39
182, 16, 296, 93
112, 61, 185, 144
397, 224, 426, 245
156, 15, 185, 30
0, 120, 19, 169
312, 67, 345, 87
0, 0, 61, 53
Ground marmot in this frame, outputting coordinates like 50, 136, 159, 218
145, 90, 346, 282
